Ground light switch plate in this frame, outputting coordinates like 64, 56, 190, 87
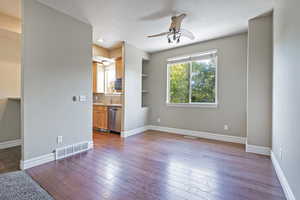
79, 95, 87, 102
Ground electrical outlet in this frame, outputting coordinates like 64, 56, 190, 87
224, 125, 229, 130
157, 118, 161, 123
57, 136, 63, 144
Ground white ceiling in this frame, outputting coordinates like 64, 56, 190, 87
38, 0, 274, 52
0, 0, 21, 19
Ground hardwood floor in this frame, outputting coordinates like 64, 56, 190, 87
0, 146, 21, 174
27, 131, 285, 200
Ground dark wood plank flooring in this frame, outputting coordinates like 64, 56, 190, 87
0, 146, 21, 174
27, 131, 285, 200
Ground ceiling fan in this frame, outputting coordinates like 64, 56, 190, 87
147, 13, 195, 44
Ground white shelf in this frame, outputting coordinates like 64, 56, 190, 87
142, 74, 148, 78
142, 90, 148, 93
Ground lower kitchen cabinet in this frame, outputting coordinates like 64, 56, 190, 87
93, 106, 108, 130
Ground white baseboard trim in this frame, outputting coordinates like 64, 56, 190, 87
0, 139, 22, 149
21, 140, 94, 170
148, 125, 246, 144
88, 141, 94, 149
20, 153, 55, 170
246, 142, 271, 156
271, 151, 296, 200
121, 126, 149, 138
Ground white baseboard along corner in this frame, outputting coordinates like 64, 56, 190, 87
245, 142, 271, 156
148, 125, 246, 144
20, 140, 93, 170
271, 151, 296, 200
121, 126, 150, 138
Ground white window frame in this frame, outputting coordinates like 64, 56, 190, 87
166, 50, 218, 108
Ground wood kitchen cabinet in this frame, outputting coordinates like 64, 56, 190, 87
93, 106, 108, 130
93, 62, 97, 93
115, 57, 123, 79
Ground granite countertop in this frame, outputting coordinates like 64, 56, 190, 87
93, 102, 122, 107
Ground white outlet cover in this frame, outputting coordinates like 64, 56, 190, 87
157, 118, 161, 123
224, 125, 229, 130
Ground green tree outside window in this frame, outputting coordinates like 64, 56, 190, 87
168, 56, 216, 104
169, 63, 190, 103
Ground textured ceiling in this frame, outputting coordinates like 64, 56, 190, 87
38, 0, 274, 52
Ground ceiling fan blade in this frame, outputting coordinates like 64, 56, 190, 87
147, 32, 169, 38
181, 28, 195, 40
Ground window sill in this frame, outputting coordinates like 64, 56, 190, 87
166, 103, 218, 108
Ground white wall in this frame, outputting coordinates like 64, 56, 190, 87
22, 0, 93, 160
273, 0, 300, 198
123, 43, 149, 132
144, 33, 248, 137
247, 14, 273, 148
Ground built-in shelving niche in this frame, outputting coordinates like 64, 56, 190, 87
142, 59, 149, 107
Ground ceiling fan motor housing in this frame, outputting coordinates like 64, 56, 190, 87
167, 31, 181, 43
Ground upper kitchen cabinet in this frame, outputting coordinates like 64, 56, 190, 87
92, 44, 124, 94
93, 44, 109, 58
115, 57, 123, 79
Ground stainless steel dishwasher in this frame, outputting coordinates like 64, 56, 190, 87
108, 107, 122, 133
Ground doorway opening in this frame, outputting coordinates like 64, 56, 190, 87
92, 43, 124, 139
0, 0, 22, 173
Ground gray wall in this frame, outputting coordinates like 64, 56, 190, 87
247, 14, 273, 147
145, 33, 248, 137
273, 0, 300, 198
0, 99, 20, 143
22, 0, 93, 160
123, 43, 149, 131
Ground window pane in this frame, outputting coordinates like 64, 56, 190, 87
105, 65, 116, 94
169, 63, 190, 103
191, 59, 216, 103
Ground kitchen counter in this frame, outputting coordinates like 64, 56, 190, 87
93, 103, 122, 107
7, 97, 21, 101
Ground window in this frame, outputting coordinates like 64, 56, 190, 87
96, 63, 105, 93
104, 64, 116, 94
166, 50, 218, 107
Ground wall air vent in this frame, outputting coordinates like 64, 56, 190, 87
55, 141, 93, 160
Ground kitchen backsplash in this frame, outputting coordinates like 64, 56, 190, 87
93, 93, 122, 105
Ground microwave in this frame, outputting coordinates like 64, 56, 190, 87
114, 78, 122, 91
